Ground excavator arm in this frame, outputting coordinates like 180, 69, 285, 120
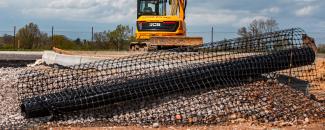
170, 0, 186, 19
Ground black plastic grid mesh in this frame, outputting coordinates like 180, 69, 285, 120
16, 28, 318, 119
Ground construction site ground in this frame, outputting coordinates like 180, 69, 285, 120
0, 51, 324, 129
48, 122, 325, 130
310, 58, 325, 101
44, 55, 325, 129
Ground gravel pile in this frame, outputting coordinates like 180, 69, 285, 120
0, 67, 41, 128
0, 67, 324, 128
47, 81, 324, 127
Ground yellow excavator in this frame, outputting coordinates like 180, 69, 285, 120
130, 0, 203, 51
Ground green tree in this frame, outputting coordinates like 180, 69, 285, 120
2, 34, 14, 45
0, 34, 15, 49
53, 35, 77, 50
0, 36, 3, 47
38, 33, 51, 49
106, 25, 133, 51
16, 23, 42, 49
94, 31, 109, 49
74, 38, 82, 45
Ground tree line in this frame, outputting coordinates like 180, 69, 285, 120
237, 18, 325, 53
319, 44, 325, 53
237, 18, 279, 37
234, 18, 303, 52
0, 20, 324, 53
0, 23, 134, 51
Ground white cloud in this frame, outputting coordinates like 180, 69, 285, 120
319, 21, 325, 28
295, 5, 318, 16
294, 0, 318, 2
189, 13, 237, 25
187, 7, 275, 28
49, 0, 98, 9
188, 12, 237, 25
261, 7, 280, 14
21, 0, 136, 24
0, 0, 7, 7
235, 16, 269, 27
187, 8, 251, 26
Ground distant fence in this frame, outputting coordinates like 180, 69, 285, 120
0, 26, 324, 44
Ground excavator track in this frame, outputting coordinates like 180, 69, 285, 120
149, 36, 203, 47
130, 36, 203, 51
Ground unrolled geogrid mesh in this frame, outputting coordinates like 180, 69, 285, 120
17, 28, 317, 119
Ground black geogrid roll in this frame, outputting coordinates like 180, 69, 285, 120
21, 47, 315, 118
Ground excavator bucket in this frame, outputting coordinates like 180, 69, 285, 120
148, 36, 203, 47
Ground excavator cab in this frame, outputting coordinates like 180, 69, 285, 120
136, 0, 180, 34
131, 0, 203, 51
137, 0, 167, 18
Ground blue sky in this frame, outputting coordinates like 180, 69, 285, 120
0, 0, 325, 43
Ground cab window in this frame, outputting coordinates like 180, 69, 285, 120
138, 0, 166, 17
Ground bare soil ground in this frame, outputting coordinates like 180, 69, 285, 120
49, 122, 325, 130
310, 58, 325, 101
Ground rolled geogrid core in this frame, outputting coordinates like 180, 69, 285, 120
21, 47, 315, 118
